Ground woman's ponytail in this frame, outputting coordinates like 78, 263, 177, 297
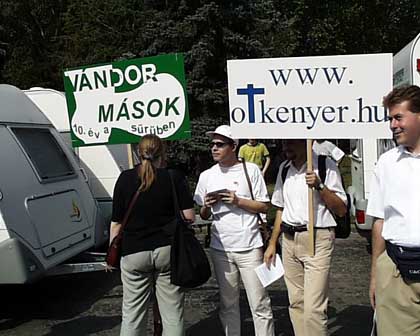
137, 135, 165, 192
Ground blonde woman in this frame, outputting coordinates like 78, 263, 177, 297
110, 134, 195, 336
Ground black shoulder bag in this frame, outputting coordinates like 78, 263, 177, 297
317, 155, 351, 238
168, 171, 211, 288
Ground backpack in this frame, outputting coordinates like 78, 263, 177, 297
281, 155, 351, 239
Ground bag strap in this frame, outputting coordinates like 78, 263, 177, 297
168, 170, 188, 222
242, 159, 255, 200
281, 160, 291, 184
317, 155, 332, 216
241, 160, 267, 231
317, 155, 346, 220
119, 185, 142, 232
318, 155, 327, 183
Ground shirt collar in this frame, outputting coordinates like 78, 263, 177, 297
290, 161, 307, 173
397, 145, 420, 158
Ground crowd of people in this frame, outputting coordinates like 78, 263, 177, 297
109, 85, 420, 336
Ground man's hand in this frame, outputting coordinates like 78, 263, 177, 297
219, 191, 239, 206
305, 170, 321, 189
264, 244, 277, 269
204, 194, 219, 208
369, 276, 376, 309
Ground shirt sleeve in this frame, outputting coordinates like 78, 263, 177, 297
250, 164, 270, 202
366, 164, 384, 219
238, 145, 245, 159
173, 170, 194, 210
262, 143, 270, 157
324, 158, 347, 203
271, 161, 287, 208
111, 172, 127, 222
193, 171, 208, 206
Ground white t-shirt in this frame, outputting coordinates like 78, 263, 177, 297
194, 162, 270, 251
313, 140, 345, 164
271, 154, 347, 228
366, 146, 420, 247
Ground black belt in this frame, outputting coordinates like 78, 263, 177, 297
281, 222, 307, 235
281, 222, 334, 236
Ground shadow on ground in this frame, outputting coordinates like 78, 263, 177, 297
329, 305, 373, 336
186, 289, 372, 336
0, 271, 121, 333
42, 315, 121, 336
186, 288, 294, 336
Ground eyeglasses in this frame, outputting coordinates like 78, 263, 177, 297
209, 141, 230, 149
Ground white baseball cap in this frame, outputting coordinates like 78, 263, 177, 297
205, 125, 239, 145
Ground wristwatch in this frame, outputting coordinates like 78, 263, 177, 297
315, 182, 325, 191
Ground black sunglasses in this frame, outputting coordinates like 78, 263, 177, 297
209, 141, 231, 149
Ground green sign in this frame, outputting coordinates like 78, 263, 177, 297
63, 53, 190, 147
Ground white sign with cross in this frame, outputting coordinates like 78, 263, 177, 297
227, 53, 393, 139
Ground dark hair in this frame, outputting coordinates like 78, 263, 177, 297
383, 85, 420, 113
137, 134, 166, 192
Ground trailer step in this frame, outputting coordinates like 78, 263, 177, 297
46, 261, 107, 276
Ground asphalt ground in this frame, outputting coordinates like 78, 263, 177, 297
0, 232, 372, 336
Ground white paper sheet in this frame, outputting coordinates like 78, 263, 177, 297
370, 310, 377, 336
211, 201, 232, 215
254, 254, 284, 287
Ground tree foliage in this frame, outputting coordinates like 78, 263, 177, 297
3, 0, 420, 114
1, 0, 420, 172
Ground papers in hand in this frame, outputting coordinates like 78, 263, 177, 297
207, 188, 231, 215
254, 254, 284, 287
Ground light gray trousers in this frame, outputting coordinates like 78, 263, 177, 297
120, 245, 185, 336
210, 247, 275, 336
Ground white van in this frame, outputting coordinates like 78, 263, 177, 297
0, 85, 108, 283
24, 88, 136, 222
348, 32, 420, 239
348, 139, 395, 240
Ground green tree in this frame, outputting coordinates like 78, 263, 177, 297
0, 0, 67, 88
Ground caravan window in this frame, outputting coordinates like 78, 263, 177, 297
11, 127, 75, 181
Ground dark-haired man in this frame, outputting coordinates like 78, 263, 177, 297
367, 85, 420, 335
194, 125, 274, 336
265, 139, 347, 336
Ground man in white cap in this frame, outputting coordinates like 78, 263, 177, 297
194, 125, 274, 336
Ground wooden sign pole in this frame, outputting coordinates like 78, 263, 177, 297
307, 139, 315, 256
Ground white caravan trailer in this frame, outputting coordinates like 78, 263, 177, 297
24, 88, 135, 221
0, 85, 108, 283
348, 32, 420, 239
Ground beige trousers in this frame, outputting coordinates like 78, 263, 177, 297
375, 250, 420, 336
282, 229, 334, 336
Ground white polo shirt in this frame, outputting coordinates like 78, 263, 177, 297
194, 162, 269, 251
367, 146, 420, 247
271, 154, 347, 228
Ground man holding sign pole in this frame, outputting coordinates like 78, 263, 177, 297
264, 139, 347, 336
